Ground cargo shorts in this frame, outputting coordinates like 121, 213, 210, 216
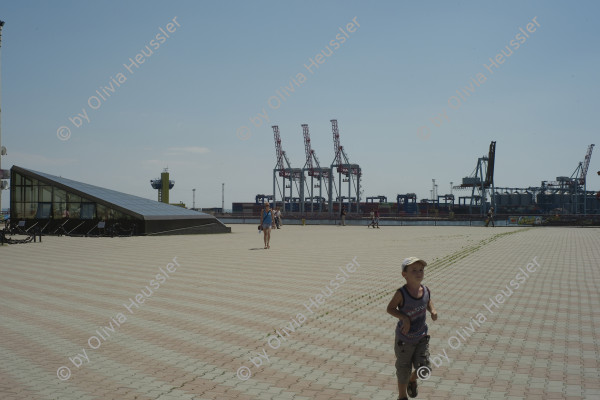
394, 334, 431, 383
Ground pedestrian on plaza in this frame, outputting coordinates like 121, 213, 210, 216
375, 207, 380, 228
275, 208, 282, 229
260, 202, 275, 249
386, 257, 438, 400
485, 207, 495, 227
340, 206, 347, 226
368, 209, 375, 228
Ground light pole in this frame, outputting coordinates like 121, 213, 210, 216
192, 188, 196, 210
221, 183, 224, 213
450, 181, 453, 196
0, 20, 5, 213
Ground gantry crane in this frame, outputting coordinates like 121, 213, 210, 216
540, 144, 594, 214
576, 144, 594, 214
300, 124, 330, 213
329, 120, 361, 214
272, 125, 303, 212
454, 141, 496, 215
566, 143, 594, 214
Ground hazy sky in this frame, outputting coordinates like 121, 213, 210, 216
1, 1, 598, 210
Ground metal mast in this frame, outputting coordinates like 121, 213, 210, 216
0, 21, 6, 214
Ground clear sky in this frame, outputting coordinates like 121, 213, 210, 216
1, 0, 599, 210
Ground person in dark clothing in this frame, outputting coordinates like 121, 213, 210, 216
485, 207, 495, 227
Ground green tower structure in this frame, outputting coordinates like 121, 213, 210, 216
161, 170, 170, 204
150, 168, 174, 204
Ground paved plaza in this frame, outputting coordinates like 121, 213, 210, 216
0, 225, 598, 400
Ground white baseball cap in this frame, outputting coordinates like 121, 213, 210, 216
402, 257, 427, 271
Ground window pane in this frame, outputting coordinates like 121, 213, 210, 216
66, 192, 81, 203
54, 201, 67, 218
14, 172, 22, 185
54, 189, 66, 203
22, 203, 37, 218
113, 210, 125, 219
14, 202, 25, 219
67, 203, 80, 219
97, 204, 108, 220
14, 186, 24, 202
40, 186, 53, 202
36, 203, 52, 219
25, 186, 38, 203
81, 203, 96, 220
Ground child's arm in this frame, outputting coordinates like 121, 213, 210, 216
427, 299, 438, 321
386, 291, 410, 334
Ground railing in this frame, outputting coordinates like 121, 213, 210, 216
215, 212, 600, 226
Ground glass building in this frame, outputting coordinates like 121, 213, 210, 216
9, 166, 230, 235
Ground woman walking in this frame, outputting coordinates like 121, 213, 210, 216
260, 202, 275, 249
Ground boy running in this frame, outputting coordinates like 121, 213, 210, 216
386, 257, 438, 399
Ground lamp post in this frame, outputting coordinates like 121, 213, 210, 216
0, 20, 5, 213
192, 188, 196, 210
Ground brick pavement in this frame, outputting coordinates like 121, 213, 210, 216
0, 225, 598, 399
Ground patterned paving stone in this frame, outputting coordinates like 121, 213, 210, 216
0, 225, 598, 399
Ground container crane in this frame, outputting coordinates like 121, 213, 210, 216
329, 120, 361, 214
301, 124, 330, 213
272, 125, 303, 212
540, 144, 594, 214
455, 141, 496, 215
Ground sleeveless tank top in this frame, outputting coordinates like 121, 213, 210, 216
263, 210, 272, 225
395, 285, 430, 344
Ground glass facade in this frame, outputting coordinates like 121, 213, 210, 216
10, 170, 130, 220
8, 166, 228, 235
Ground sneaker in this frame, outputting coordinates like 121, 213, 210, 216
407, 380, 418, 398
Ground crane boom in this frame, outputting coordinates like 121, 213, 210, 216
302, 124, 314, 173
272, 125, 290, 178
331, 119, 348, 174
302, 124, 329, 178
484, 141, 496, 187
579, 144, 595, 185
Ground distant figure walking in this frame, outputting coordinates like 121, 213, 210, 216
275, 208, 282, 229
485, 207, 495, 227
260, 203, 274, 248
340, 206, 347, 226
375, 208, 380, 228
368, 210, 375, 228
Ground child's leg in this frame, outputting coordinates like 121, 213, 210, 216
398, 382, 408, 398
407, 335, 431, 397
394, 338, 416, 399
